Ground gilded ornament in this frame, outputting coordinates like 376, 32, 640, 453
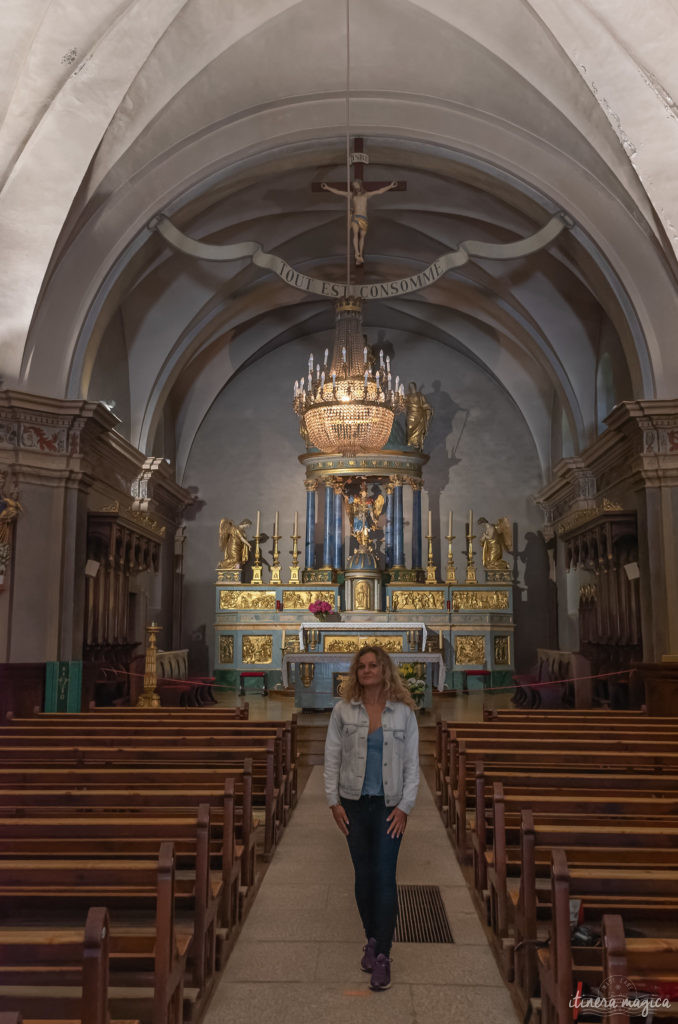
478, 516, 512, 574
219, 635, 235, 664
325, 636, 361, 653
451, 590, 509, 611
219, 590, 277, 611
455, 635, 486, 665
494, 635, 510, 665
361, 635, 403, 653
218, 517, 252, 569
242, 635, 273, 664
283, 589, 335, 611
405, 382, 433, 449
353, 579, 372, 610
391, 590, 445, 611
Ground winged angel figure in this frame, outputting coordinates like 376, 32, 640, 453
218, 518, 252, 568
346, 484, 384, 552
477, 516, 512, 573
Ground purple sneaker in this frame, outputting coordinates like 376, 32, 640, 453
361, 937, 376, 973
370, 953, 391, 991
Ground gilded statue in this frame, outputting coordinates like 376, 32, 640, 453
405, 382, 432, 449
478, 516, 512, 574
320, 179, 398, 265
218, 518, 252, 568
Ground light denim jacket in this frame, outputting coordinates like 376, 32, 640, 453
323, 699, 420, 814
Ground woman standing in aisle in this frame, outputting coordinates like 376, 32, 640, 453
324, 645, 420, 991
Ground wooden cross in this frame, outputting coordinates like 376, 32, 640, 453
311, 138, 407, 194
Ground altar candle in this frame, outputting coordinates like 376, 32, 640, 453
282, 629, 286, 646
256, 509, 260, 538
294, 510, 298, 535
428, 508, 432, 537
274, 510, 278, 536
448, 509, 452, 537
468, 508, 473, 536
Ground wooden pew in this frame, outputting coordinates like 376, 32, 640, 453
0, 906, 115, 1024
471, 764, 678, 891
1, 718, 297, 815
537, 850, 678, 1024
0, 769, 252, 907
0, 843, 190, 1024
602, 914, 678, 1024
0, 741, 279, 858
509, 808, 678, 1005
450, 739, 678, 858
0, 803, 223, 998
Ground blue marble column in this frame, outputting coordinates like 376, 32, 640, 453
304, 483, 316, 569
385, 485, 394, 568
393, 480, 404, 567
323, 485, 334, 568
411, 484, 422, 568
333, 488, 343, 570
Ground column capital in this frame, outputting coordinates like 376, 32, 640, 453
304, 479, 319, 492
408, 478, 423, 491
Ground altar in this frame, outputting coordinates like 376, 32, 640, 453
282, 651, 445, 710
213, 298, 516, 698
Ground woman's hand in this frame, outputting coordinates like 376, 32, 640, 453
331, 804, 349, 835
386, 807, 407, 838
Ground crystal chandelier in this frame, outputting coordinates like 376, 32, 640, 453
293, 299, 405, 456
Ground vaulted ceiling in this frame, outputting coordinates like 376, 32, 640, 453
2, 0, 678, 483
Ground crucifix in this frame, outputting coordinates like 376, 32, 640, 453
312, 139, 407, 267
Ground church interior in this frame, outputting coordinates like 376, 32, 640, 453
1, 1, 678, 1022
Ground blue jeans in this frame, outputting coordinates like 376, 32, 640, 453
341, 795, 402, 956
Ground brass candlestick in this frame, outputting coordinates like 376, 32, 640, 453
251, 530, 263, 585
445, 530, 457, 583
465, 528, 477, 584
288, 527, 301, 584
137, 621, 162, 708
270, 526, 282, 584
424, 530, 438, 584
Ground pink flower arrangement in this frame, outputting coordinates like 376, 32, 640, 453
309, 599, 332, 621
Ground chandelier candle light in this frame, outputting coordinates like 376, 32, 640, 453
293, 299, 405, 455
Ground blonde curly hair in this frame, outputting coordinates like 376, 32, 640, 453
339, 645, 416, 708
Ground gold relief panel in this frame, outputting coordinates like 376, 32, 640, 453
391, 590, 445, 611
494, 635, 510, 666
242, 635, 273, 664
455, 635, 486, 665
220, 590, 277, 611
325, 636, 361, 653
219, 635, 234, 664
361, 636, 403, 653
323, 635, 404, 654
452, 590, 509, 611
283, 590, 335, 611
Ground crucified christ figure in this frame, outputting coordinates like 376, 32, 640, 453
321, 179, 398, 265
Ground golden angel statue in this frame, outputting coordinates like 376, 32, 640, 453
405, 382, 433, 449
477, 516, 512, 574
218, 517, 252, 568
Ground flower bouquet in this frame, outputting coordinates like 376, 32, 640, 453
308, 599, 332, 622
399, 662, 426, 708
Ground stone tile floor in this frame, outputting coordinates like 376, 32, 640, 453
204, 763, 518, 1024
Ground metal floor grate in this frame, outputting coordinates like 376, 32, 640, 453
393, 884, 454, 943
